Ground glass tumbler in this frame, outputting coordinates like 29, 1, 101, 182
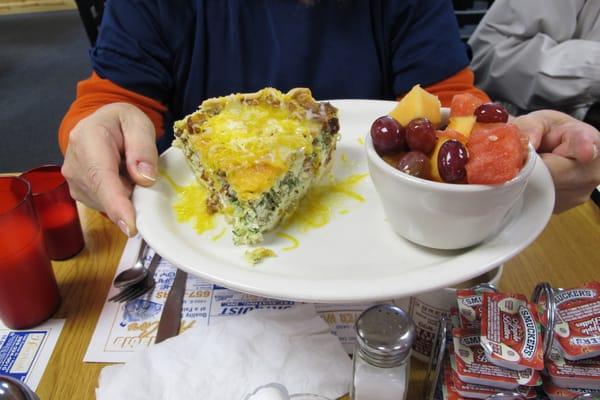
20, 165, 84, 260
0, 177, 61, 329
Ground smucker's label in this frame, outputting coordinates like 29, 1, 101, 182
480, 292, 545, 371
457, 290, 484, 329
456, 287, 497, 330
553, 281, 600, 361
555, 289, 597, 305
519, 306, 538, 360
451, 328, 541, 389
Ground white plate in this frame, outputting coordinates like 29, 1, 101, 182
133, 100, 554, 303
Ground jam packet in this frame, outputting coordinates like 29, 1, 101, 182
441, 357, 465, 400
441, 357, 535, 400
553, 281, 600, 361
451, 369, 537, 399
451, 328, 541, 389
480, 292, 545, 371
456, 288, 495, 329
546, 345, 600, 390
543, 378, 600, 400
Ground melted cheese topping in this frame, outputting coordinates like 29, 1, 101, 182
161, 171, 216, 234
282, 173, 368, 232
276, 232, 300, 251
173, 184, 216, 234
192, 101, 320, 201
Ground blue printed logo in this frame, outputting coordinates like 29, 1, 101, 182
120, 299, 163, 327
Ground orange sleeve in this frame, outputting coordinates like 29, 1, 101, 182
398, 67, 490, 107
58, 72, 167, 154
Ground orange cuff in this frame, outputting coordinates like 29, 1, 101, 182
398, 67, 489, 107
58, 72, 167, 154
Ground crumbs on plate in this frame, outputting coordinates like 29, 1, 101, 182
244, 247, 277, 265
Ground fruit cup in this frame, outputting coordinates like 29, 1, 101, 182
0, 177, 61, 329
366, 108, 537, 250
20, 165, 85, 260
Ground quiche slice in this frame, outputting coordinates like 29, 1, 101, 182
173, 87, 340, 245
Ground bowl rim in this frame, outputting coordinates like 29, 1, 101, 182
365, 127, 537, 192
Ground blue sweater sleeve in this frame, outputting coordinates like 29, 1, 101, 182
390, 0, 469, 95
90, 0, 183, 103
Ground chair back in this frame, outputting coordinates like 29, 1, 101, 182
453, 0, 495, 59
75, 0, 105, 45
453, 0, 495, 40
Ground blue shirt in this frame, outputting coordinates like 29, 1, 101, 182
92, 0, 468, 150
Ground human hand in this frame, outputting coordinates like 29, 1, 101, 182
513, 110, 600, 213
61, 103, 158, 236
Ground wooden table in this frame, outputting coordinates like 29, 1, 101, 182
33, 201, 599, 400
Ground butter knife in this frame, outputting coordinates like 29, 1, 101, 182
155, 268, 188, 344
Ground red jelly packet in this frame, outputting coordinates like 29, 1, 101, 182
546, 345, 600, 390
442, 358, 466, 400
456, 288, 494, 329
553, 281, 600, 361
451, 328, 541, 389
543, 378, 600, 400
480, 292, 545, 371
451, 369, 537, 399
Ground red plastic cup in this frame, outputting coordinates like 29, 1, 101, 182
0, 177, 61, 329
20, 165, 85, 260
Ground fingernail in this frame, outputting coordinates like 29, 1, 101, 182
137, 161, 156, 181
592, 144, 598, 160
117, 219, 131, 237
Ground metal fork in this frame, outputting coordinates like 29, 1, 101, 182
109, 252, 161, 303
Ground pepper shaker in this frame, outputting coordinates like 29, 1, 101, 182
350, 304, 415, 400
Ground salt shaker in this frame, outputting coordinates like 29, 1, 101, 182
350, 304, 415, 400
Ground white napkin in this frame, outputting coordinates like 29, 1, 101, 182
96, 304, 352, 400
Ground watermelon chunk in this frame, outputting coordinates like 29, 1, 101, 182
472, 122, 505, 135
466, 124, 524, 184
450, 93, 485, 117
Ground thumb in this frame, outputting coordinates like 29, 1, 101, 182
118, 104, 159, 186
512, 112, 548, 151
547, 120, 599, 163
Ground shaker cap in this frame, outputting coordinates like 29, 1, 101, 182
355, 304, 415, 368
0, 375, 40, 400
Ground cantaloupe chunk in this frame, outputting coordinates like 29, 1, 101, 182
430, 130, 469, 182
447, 116, 476, 138
390, 85, 441, 127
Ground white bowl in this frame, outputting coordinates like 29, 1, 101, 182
365, 108, 537, 250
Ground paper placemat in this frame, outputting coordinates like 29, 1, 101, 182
85, 237, 373, 363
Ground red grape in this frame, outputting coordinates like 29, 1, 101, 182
406, 118, 436, 154
383, 152, 406, 167
438, 140, 468, 183
397, 151, 431, 180
370, 116, 406, 154
474, 103, 509, 123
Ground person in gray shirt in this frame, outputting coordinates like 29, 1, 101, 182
469, 0, 599, 211
469, 0, 599, 121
